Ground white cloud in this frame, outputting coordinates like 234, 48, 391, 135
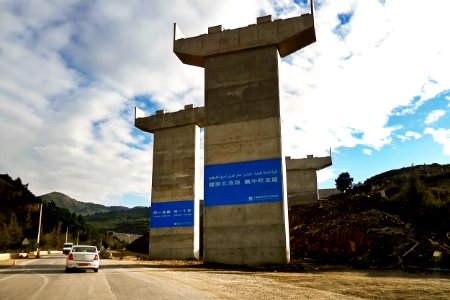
363, 149, 372, 155
317, 168, 336, 186
424, 128, 450, 155
425, 110, 446, 124
1, 0, 449, 206
406, 131, 422, 139
0, 0, 276, 206
397, 131, 422, 142
281, 0, 450, 158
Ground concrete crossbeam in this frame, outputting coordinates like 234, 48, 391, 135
286, 155, 332, 171
174, 14, 315, 67
135, 105, 205, 133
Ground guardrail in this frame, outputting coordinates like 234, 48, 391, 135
0, 251, 63, 260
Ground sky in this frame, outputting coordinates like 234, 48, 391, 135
1, 0, 449, 207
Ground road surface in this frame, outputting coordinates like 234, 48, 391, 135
0, 255, 449, 299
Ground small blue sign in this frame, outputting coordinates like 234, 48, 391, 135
150, 200, 194, 228
205, 158, 283, 206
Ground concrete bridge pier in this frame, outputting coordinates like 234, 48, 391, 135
135, 105, 205, 259
174, 13, 316, 266
286, 155, 332, 206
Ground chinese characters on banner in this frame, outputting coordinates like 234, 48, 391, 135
150, 200, 194, 228
205, 158, 283, 206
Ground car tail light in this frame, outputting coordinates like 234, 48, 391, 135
68, 253, 74, 260
94, 254, 98, 260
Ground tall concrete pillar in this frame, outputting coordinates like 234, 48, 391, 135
286, 155, 332, 206
174, 13, 315, 265
135, 105, 205, 259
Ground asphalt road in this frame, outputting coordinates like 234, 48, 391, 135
0, 255, 217, 300
0, 255, 351, 299
1, 255, 449, 299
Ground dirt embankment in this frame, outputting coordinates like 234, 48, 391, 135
289, 196, 450, 270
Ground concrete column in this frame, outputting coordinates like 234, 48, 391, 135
174, 13, 316, 266
135, 105, 204, 259
286, 155, 332, 206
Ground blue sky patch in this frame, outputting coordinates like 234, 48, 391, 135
320, 90, 450, 189
121, 192, 149, 208
337, 13, 353, 25
131, 127, 153, 145
294, 0, 309, 5
134, 95, 159, 113
91, 119, 108, 140
333, 12, 353, 38
132, 95, 159, 145
388, 90, 450, 131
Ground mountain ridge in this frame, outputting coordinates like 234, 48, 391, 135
38, 191, 132, 216
38, 191, 149, 236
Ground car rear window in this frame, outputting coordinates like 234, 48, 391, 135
73, 247, 96, 253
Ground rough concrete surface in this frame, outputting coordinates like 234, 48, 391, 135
135, 107, 202, 260
174, 13, 318, 266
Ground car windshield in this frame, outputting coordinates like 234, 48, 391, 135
72, 247, 96, 253
63, 244, 72, 247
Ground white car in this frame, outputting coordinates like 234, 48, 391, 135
62, 242, 73, 255
65, 245, 100, 273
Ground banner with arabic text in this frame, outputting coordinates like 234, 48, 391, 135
205, 158, 283, 206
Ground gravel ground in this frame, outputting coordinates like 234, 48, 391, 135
107, 257, 450, 299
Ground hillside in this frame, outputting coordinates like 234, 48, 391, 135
0, 175, 147, 251
38, 191, 149, 237
39, 192, 129, 216
289, 163, 450, 270
0, 175, 40, 226
84, 207, 149, 235
0, 174, 99, 251
365, 163, 450, 190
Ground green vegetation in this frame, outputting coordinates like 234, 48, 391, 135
84, 207, 149, 235
41, 191, 149, 237
39, 192, 128, 216
360, 163, 450, 232
335, 172, 354, 192
290, 163, 450, 269
0, 174, 101, 251
0, 174, 148, 252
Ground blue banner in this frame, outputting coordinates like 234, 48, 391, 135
150, 200, 194, 228
205, 158, 283, 206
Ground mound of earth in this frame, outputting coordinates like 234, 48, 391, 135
289, 196, 450, 270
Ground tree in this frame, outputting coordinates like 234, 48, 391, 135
8, 213, 23, 246
0, 213, 24, 249
22, 207, 34, 237
335, 172, 354, 192
0, 223, 12, 251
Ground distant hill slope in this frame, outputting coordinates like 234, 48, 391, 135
39, 192, 129, 216
0, 174, 98, 251
365, 163, 450, 187
38, 192, 149, 235
84, 207, 149, 235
